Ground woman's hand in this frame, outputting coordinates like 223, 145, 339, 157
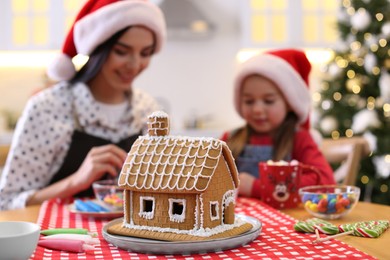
70, 144, 128, 192
238, 172, 255, 197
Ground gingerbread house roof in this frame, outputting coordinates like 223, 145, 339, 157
118, 135, 239, 193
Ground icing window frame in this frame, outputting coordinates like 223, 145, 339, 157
168, 198, 186, 223
210, 201, 220, 221
139, 196, 155, 220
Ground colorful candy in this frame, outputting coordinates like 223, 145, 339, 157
74, 199, 109, 212
301, 192, 357, 217
103, 193, 123, 207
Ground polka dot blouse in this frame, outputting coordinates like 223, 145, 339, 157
0, 82, 159, 210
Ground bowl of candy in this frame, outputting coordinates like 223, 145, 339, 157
0, 221, 40, 259
92, 179, 124, 210
299, 185, 360, 219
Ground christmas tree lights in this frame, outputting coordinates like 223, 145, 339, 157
316, 0, 390, 204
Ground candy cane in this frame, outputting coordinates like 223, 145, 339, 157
294, 218, 339, 235
339, 220, 389, 238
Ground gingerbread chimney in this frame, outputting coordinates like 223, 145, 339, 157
147, 111, 169, 136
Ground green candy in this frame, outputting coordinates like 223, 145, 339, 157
40, 228, 89, 236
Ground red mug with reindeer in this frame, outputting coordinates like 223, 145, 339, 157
258, 160, 320, 209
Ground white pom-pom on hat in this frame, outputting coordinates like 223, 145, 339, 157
47, 0, 166, 81
46, 53, 77, 81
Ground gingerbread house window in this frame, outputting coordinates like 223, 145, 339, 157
169, 198, 186, 223
210, 201, 220, 220
139, 196, 155, 220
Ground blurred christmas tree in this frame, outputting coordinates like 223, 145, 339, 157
315, 0, 390, 205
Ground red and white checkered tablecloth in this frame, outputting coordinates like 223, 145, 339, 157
30, 197, 375, 260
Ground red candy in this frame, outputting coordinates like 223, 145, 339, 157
340, 198, 350, 207
301, 192, 357, 216
317, 198, 328, 213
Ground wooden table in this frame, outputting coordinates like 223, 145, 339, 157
1, 202, 389, 259
283, 202, 390, 260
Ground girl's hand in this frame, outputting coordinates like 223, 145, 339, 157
70, 144, 128, 192
238, 172, 255, 197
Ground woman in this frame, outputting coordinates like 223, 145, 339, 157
0, 0, 166, 210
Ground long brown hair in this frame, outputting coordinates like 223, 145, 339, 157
226, 112, 299, 160
70, 26, 157, 84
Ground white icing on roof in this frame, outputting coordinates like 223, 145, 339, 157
148, 110, 168, 118
118, 135, 228, 192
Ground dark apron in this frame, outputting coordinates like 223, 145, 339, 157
49, 130, 139, 197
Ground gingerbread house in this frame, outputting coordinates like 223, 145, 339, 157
108, 111, 252, 241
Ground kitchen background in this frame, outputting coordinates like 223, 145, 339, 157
0, 0, 338, 135
1, 0, 389, 204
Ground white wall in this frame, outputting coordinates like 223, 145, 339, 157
135, 34, 243, 132
137, 0, 244, 134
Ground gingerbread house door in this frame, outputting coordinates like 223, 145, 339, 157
222, 191, 235, 224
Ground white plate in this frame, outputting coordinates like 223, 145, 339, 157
67, 200, 123, 218
102, 214, 261, 254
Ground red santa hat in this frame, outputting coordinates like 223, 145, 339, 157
47, 0, 166, 81
234, 49, 312, 129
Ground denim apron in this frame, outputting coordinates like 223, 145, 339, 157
236, 145, 273, 178
236, 144, 291, 178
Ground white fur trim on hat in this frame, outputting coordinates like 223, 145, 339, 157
46, 53, 76, 81
234, 54, 311, 124
74, 1, 166, 56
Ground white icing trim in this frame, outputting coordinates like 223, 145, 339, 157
139, 196, 155, 220
223, 190, 236, 206
122, 215, 248, 237
194, 194, 199, 229
121, 136, 225, 192
129, 191, 134, 225
168, 198, 186, 223
209, 201, 220, 221
199, 194, 204, 229
222, 189, 236, 223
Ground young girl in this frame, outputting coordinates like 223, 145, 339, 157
221, 49, 336, 198
0, 0, 166, 210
